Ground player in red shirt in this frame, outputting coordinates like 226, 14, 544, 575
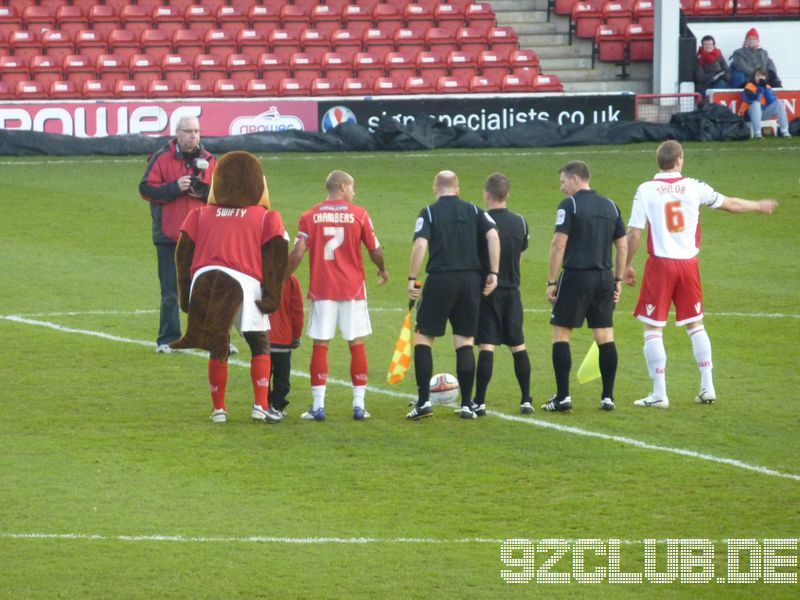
287, 170, 388, 421
624, 141, 778, 408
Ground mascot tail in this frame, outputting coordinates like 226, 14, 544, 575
170, 269, 243, 359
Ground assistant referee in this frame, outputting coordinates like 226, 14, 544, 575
406, 170, 500, 420
544, 161, 627, 412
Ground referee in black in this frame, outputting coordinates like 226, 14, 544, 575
473, 173, 534, 416
406, 170, 500, 420
544, 160, 627, 412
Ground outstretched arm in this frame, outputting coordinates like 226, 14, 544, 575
719, 197, 778, 214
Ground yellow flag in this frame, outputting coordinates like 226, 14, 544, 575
577, 341, 601, 384
387, 310, 413, 384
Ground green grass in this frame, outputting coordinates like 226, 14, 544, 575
1, 141, 799, 598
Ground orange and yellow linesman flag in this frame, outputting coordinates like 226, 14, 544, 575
577, 341, 601, 384
387, 297, 417, 385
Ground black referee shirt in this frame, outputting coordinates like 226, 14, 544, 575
480, 208, 528, 288
414, 195, 497, 273
554, 189, 625, 270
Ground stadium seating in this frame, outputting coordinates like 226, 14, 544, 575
321, 51, 352, 84
194, 53, 226, 84
248, 5, 280, 33
372, 75, 404, 94
16, 79, 49, 100
725, 0, 756, 15
22, 6, 56, 33
217, 5, 248, 36
310, 76, 342, 96
204, 29, 237, 59
693, 0, 727, 16
478, 49, 510, 79
258, 52, 291, 81
437, 74, 470, 94
9, 30, 41, 61
363, 28, 395, 56
115, 79, 147, 99
87, 5, 119, 36
278, 77, 311, 96
96, 54, 128, 84
487, 27, 519, 53
353, 51, 384, 85
425, 27, 456, 52
279, 5, 309, 35
571, 2, 604, 40
173, 29, 205, 58
56, 5, 87, 36
42, 30, 74, 63
531, 73, 564, 92
301, 28, 331, 61
446, 50, 477, 78
394, 26, 426, 52
290, 51, 322, 84
63, 54, 94, 89
456, 26, 488, 54
226, 52, 258, 82
74, 30, 106, 62
310, 5, 342, 35
626, 22, 653, 61
152, 6, 185, 35
269, 28, 301, 61
82, 79, 115, 99
434, 3, 466, 34
107, 29, 140, 62
373, 3, 404, 31
342, 5, 372, 35
1, 54, 27, 87
403, 3, 434, 28
237, 28, 269, 62
384, 50, 417, 80
147, 79, 180, 99
595, 23, 626, 63
469, 73, 502, 93
247, 78, 279, 97
180, 78, 215, 98
331, 28, 362, 61
161, 53, 194, 83
0, 7, 21, 40
404, 74, 437, 94
29, 54, 59, 87
185, 5, 216, 32
633, 0, 655, 27
213, 78, 247, 97
416, 50, 448, 80
140, 29, 173, 63
49, 80, 80, 99
603, 0, 633, 28
508, 49, 541, 78
753, 0, 786, 14
500, 73, 533, 92
129, 53, 160, 85
120, 5, 152, 36
341, 76, 369, 95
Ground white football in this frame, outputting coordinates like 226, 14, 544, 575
429, 372, 459, 405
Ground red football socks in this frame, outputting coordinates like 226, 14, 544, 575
208, 359, 228, 411
350, 343, 368, 386
310, 344, 328, 387
251, 354, 271, 410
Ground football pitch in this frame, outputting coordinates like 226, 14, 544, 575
1, 140, 798, 598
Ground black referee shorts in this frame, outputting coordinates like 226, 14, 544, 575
475, 287, 525, 346
416, 271, 482, 338
550, 269, 615, 329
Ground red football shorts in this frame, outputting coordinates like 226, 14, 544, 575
634, 256, 704, 327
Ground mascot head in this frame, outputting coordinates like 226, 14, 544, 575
208, 151, 269, 208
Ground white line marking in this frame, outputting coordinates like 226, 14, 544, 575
2, 313, 798, 481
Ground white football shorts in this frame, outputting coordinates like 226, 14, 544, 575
191, 265, 270, 333
307, 299, 372, 341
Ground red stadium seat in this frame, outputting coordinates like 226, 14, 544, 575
341, 76, 369, 96
42, 30, 74, 62
724, 0, 755, 14
384, 50, 416, 80
465, 2, 496, 33
602, 0, 633, 29
258, 52, 291, 81
115, 78, 147, 99
394, 26, 426, 51
477, 49, 509, 79
103, 0, 134, 13
500, 73, 533, 92
49, 79, 79, 99
248, 5, 280, 33
9, 30, 42, 62
129, 53, 160, 84
82, 78, 114, 99
289, 51, 321, 84
55, 5, 87, 36
16, 79, 48, 100
237, 28, 268, 62
436, 74, 469, 94
330, 29, 362, 61
469, 73, 501, 93
279, 5, 309, 35
456, 26, 488, 54
595, 23, 626, 63
62, 53, 94, 88
140, 29, 172, 63
87, 5, 120, 37
325, 0, 353, 12
424, 27, 456, 52
372, 75, 403, 95
632, 0, 654, 26
136, 0, 165, 11
152, 6, 185, 35
310, 76, 342, 96
300, 28, 331, 62
362, 28, 394, 56
373, 3, 404, 31
180, 78, 214, 97
753, 0, 785, 14
107, 29, 140, 62
321, 51, 352, 84
416, 50, 447, 80
278, 77, 311, 96
246, 78, 278, 97
0, 81, 13, 100
487, 26, 519, 53
0, 7, 22, 40
0, 55, 28, 87
194, 53, 225, 83
204, 28, 236, 59
96, 53, 128, 84
310, 5, 342, 36
571, 1, 603, 39
30, 54, 61, 86
225, 52, 256, 82
434, 3, 466, 31
446, 50, 477, 78
692, 0, 727, 15
74, 29, 107, 62
341, 5, 372, 36
184, 5, 216, 33
626, 21, 653, 61
217, 5, 248, 36
173, 28, 204, 58
22, 6, 56, 34
403, 3, 434, 27
213, 78, 246, 97
161, 52, 194, 83
531, 73, 564, 92
268, 29, 300, 62
404, 74, 437, 94
353, 51, 384, 85
147, 78, 180, 99
509, 49, 540, 77
120, 5, 152, 36
166, 0, 196, 10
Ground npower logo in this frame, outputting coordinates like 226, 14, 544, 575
230, 106, 304, 134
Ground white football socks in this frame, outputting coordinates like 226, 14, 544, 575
643, 331, 667, 399
352, 385, 366, 410
688, 325, 715, 394
311, 385, 326, 411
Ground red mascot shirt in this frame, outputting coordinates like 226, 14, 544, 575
181, 205, 286, 282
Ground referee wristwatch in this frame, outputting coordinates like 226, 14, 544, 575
547, 280, 558, 287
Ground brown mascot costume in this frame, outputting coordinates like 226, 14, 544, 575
170, 151, 288, 423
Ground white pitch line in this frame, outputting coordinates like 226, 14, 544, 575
2, 313, 799, 482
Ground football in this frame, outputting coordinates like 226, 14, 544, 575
429, 372, 459, 405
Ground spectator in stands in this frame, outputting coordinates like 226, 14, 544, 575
694, 35, 729, 98
739, 68, 791, 139
139, 116, 217, 354
729, 28, 782, 89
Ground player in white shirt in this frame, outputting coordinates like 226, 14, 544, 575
624, 141, 778, 408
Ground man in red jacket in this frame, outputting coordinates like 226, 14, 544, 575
139, 116, 216, 353
268, 274, 305, 415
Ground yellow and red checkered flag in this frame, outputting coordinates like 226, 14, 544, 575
387, 296, 417, 385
